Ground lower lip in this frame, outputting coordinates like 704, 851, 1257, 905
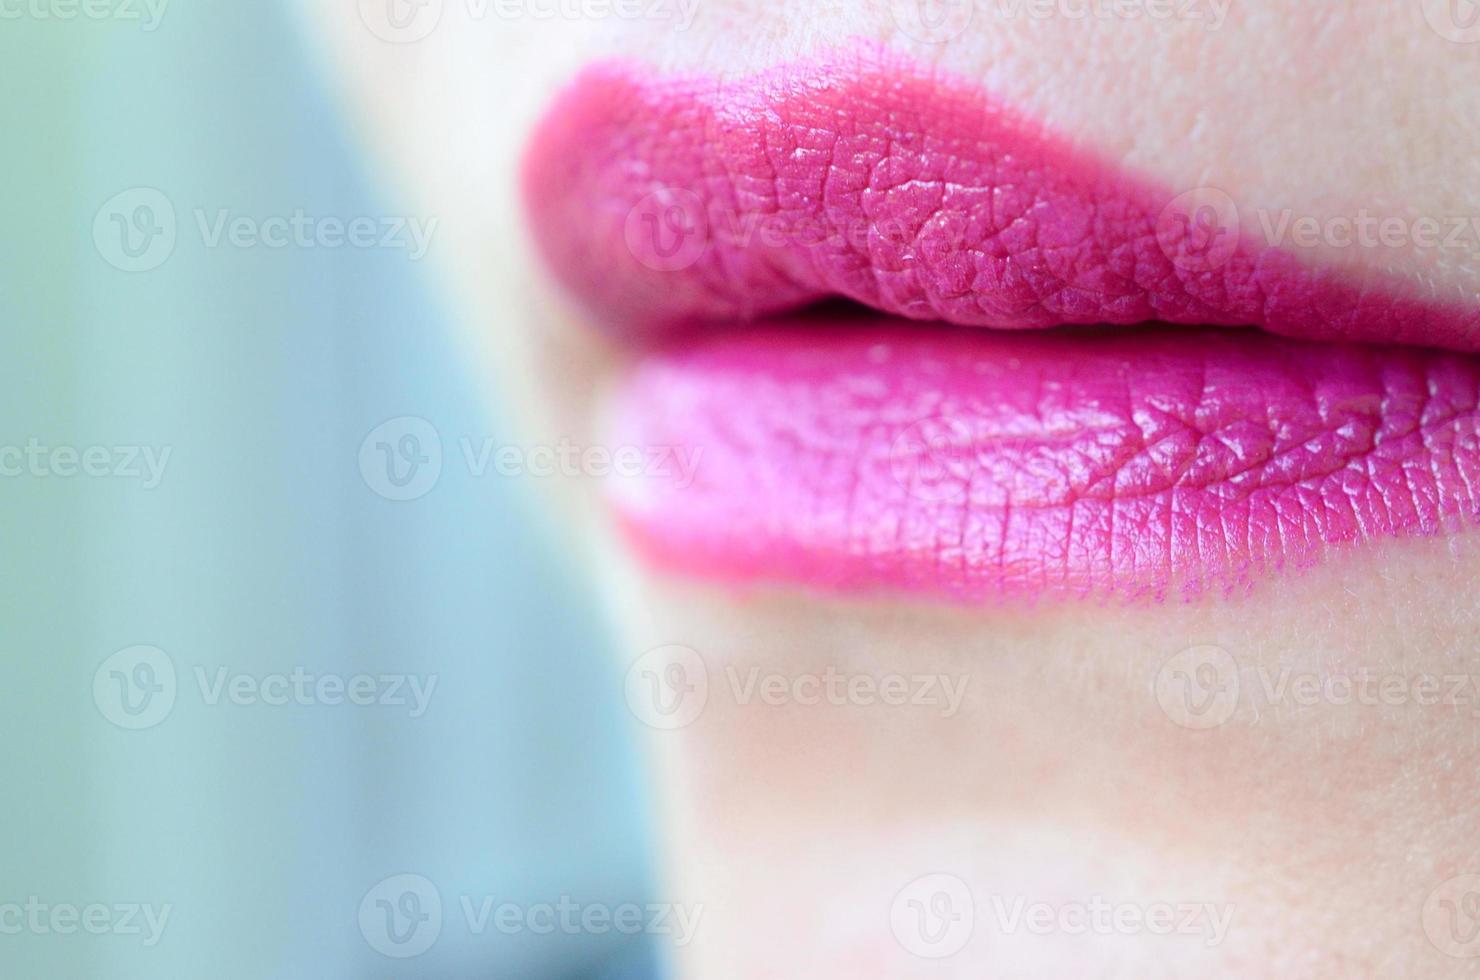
607, 319, 1480, 603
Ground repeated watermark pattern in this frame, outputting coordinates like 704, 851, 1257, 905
889, 415, 978, 503
0, 439, 171, 489
92, 646, 437, 730
0, 0, 168, 28
92, 188, 437, 273
647, 180, 1480, 293
622, 179, 1480, 309
1155, 187, 1242, 273
984, 894, 1234, 946
358, 874, 702, 959
1424, 875, 1480, 958
1254, 208, 1480, 254
891, 0, 1231, 43
1421, 0, 1480, 43
1153, 644, 1242, 729
623, 189, 990, 276
358, 416, 702, 502
891, 873, 977, 958
0, 899, 171, 946
356, 0, 699, 43
623, 645, 970, 729
1154, 643, 1480, 730
1156, 186, 1480, 272
890, 872, 1234, 958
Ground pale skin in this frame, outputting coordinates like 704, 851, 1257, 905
306, 3, 1480, 975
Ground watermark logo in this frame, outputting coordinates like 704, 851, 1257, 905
1421, 0, 1480, 42
1424, 875, 1480, 957
0, 899, 172, 946
0, 440, 171, 489
359, 417, 443, 502
358, 0, 444, 41
459, 436, 702, 487
95, 646, 438, 729
891, 0, 1231, 36
890, 415, 977, 503
624, 188, 709, 273
358, 876, 702, 956
360, 874, 443, 959
1154, 644, 1240, 730
93, 188, 176, 273
728, 666, 970, 718
193, 209, 437, 259
192, 666, 436, 717
0, 0, 171, 30
623, 650, 970, 729
891, 873, 975, 958
93, 646, 177, 731
1156, 646, 1480, 730
987, 895, 1234, 945
359, 0, 699, 41
94, 189, 437, 270
1156, 186, 1240, 273
891, 0, 974, 42
625, 645, 709, 730
459, 895, 702, 944
1253, 208, 1480, 255
358, 422, 702, 500
989, 0, 1231, 28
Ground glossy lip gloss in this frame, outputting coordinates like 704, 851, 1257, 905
522, 45, 1480, 603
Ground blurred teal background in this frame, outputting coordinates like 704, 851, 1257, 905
1, 3, 655, 977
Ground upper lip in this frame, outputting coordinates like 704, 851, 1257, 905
522, 45, 1479, 354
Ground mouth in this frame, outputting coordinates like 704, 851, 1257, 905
520, 43, 1480, 604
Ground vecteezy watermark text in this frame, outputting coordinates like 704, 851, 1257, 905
93, 645, 438, 730
92, 188, 438, 273
0, 0, 169, 29
357, 873, 702, 959
0, 898, 171, 947
986, 894, 1235, 946
356, 0, 700, 44
193, 209, 437, 260
890, 0, 1231, 44
1155, 186, 1480, 273
889, 873, 1235, 958
1255, 208, 1480, 254
990, 0, 1231, 27
624, 645, 972, 730
1155, 644, 1480, 730
0, 439, 170, 489
358, 416, 703, 502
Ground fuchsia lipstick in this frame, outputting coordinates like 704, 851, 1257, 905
522, 45, 1480, 602
609, 323, 1480, 601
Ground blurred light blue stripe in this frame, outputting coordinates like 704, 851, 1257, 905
0, 2, 654, 977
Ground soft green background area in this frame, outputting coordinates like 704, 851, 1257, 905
0, 3, 651, 977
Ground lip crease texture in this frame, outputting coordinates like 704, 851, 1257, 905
611, 323, 1480, 602
521, 46, 1480, 603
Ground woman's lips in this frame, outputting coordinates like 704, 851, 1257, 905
521, 46, 1480, 602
